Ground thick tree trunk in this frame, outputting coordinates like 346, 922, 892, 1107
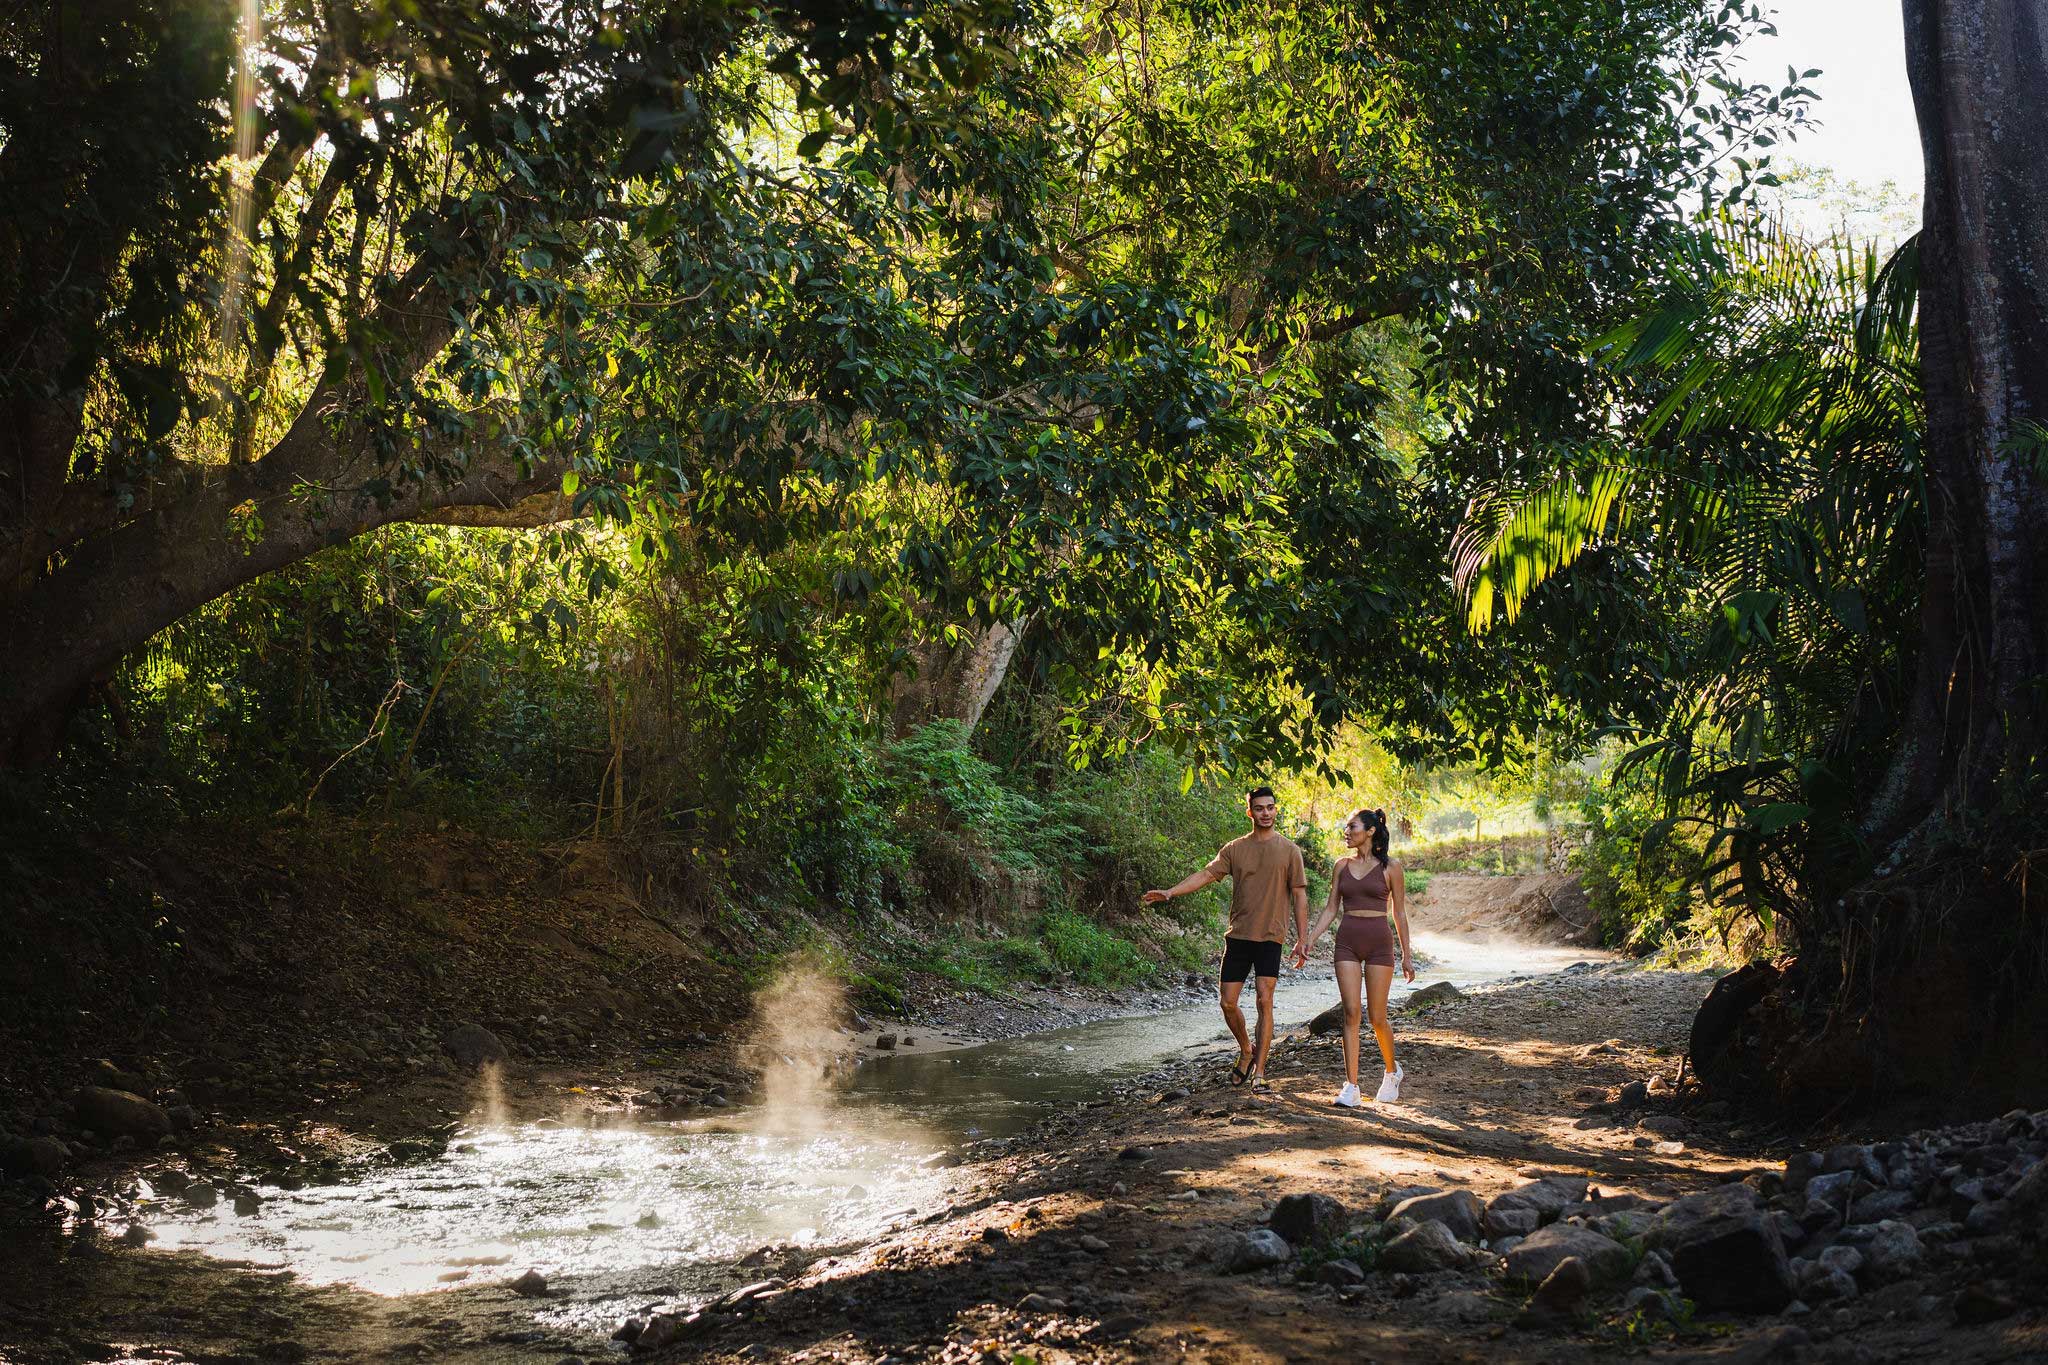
1872, 0, 2048, 838
0, 438, 562, 766
889, 620, 1022, 738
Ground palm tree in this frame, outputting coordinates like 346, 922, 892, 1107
1449, 217, 1924, 953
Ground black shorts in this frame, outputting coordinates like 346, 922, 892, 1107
1220, 936, 1283, 983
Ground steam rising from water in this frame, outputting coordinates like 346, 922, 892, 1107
744, 954, 851, 1134
468, 1060, 510, 1130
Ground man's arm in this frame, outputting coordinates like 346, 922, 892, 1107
1142, 867, 1222, 904
1291, 882, 1310, 951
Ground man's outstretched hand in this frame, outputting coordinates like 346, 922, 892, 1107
1141, 889, 1171, 904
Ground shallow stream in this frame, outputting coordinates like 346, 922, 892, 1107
131, 932, 1598, 1332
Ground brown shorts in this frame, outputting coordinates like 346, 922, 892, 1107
1335, 914, 1395, 968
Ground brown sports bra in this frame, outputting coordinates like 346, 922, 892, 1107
1338, 859, 1391, 917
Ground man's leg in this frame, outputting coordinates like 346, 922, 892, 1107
1219, 978, 1252, 1069
1252, 972, 1278, 1076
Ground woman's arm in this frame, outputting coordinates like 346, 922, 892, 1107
1292, 857, 1347, 966
1389, 860, 1416, 982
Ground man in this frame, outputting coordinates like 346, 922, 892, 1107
1144, 786, 1308, 1089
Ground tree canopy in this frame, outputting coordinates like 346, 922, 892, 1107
1, 0, 1809, 775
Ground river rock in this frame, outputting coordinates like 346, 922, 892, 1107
442, 1024, 508, 1069
1953, 1284, 2019, 1323
1823, 1143, 1884, 1184
1503, 1223, 1631, 1286
1645, 1181, 1760, 1250
1269, 1193, 1345, 1247
1639, 1115, 1686, 1137
1379, 1219, 1470, 1273
0, 1135, 67, 1179
509, 1269, 548, 1296
1317, 1258, 1367, 1288
1485, 1205, 1540, 1239
1849, 1189, 1915, 1224
1308, 1003, 1346, 1037
1404, 982, 1464, 1011
1530, 1256, 1592, 1312
875, 1034, 897, 1049
1221, 1229, 1291, 1273
74, 1086, 172, 1141
1623, 1285, 1681, 1321
2002, 1157, 2048, 1219
1389, 1189, 1483, 1244
634, 1311, 708, 1351
92, 1059, 150, 1095
1486, 1177, 1588, 1227
1632, 1249, 1679, 1288
1668, 1213, 1794, 1311
1836, 1219, 1922, 1280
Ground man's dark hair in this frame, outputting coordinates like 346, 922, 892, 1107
1246, 785, 1277, 804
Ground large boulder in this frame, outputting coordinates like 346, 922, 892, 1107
74, 1086, 172, 1141
1390, 1189, 1485, 1244
1667, 1213, 1795, 1312
1503, 1223, 1632, 1286
442, 1023, 509, 1069
1379, 1220, 1471, 1273
1269, 1193, 1346, 1247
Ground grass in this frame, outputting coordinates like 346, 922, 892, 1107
1042, 909, 1153, 988
1295, 1225, 1389, 1274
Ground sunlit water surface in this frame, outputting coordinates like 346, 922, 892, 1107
138, 931, 1597, 1303
144, 1122, 949, 1299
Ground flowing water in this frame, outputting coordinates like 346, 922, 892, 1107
127, 932, 1598, 1329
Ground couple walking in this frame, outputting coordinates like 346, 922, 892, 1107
1144, 787, 1414, 1106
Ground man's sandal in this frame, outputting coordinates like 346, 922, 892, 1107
1228, 1056, 1253, 1086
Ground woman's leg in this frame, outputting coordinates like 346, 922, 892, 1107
1335, 959, 1364, 1086
1365, 963, 1397, 1073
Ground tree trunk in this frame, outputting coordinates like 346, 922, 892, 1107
889, 620, 1022, 738
0, 429, 561, 766
1872, 0, 2048, 838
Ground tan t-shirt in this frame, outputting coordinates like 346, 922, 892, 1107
1203, 833, 1307, 943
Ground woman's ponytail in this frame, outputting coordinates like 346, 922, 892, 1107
1353, 808, 1392, 868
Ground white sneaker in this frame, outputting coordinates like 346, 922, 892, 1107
1374, 1063, 1405, 1103
1334, 1081, 1362, 1108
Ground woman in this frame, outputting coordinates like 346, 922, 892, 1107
1292, 808, 1415, 1106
